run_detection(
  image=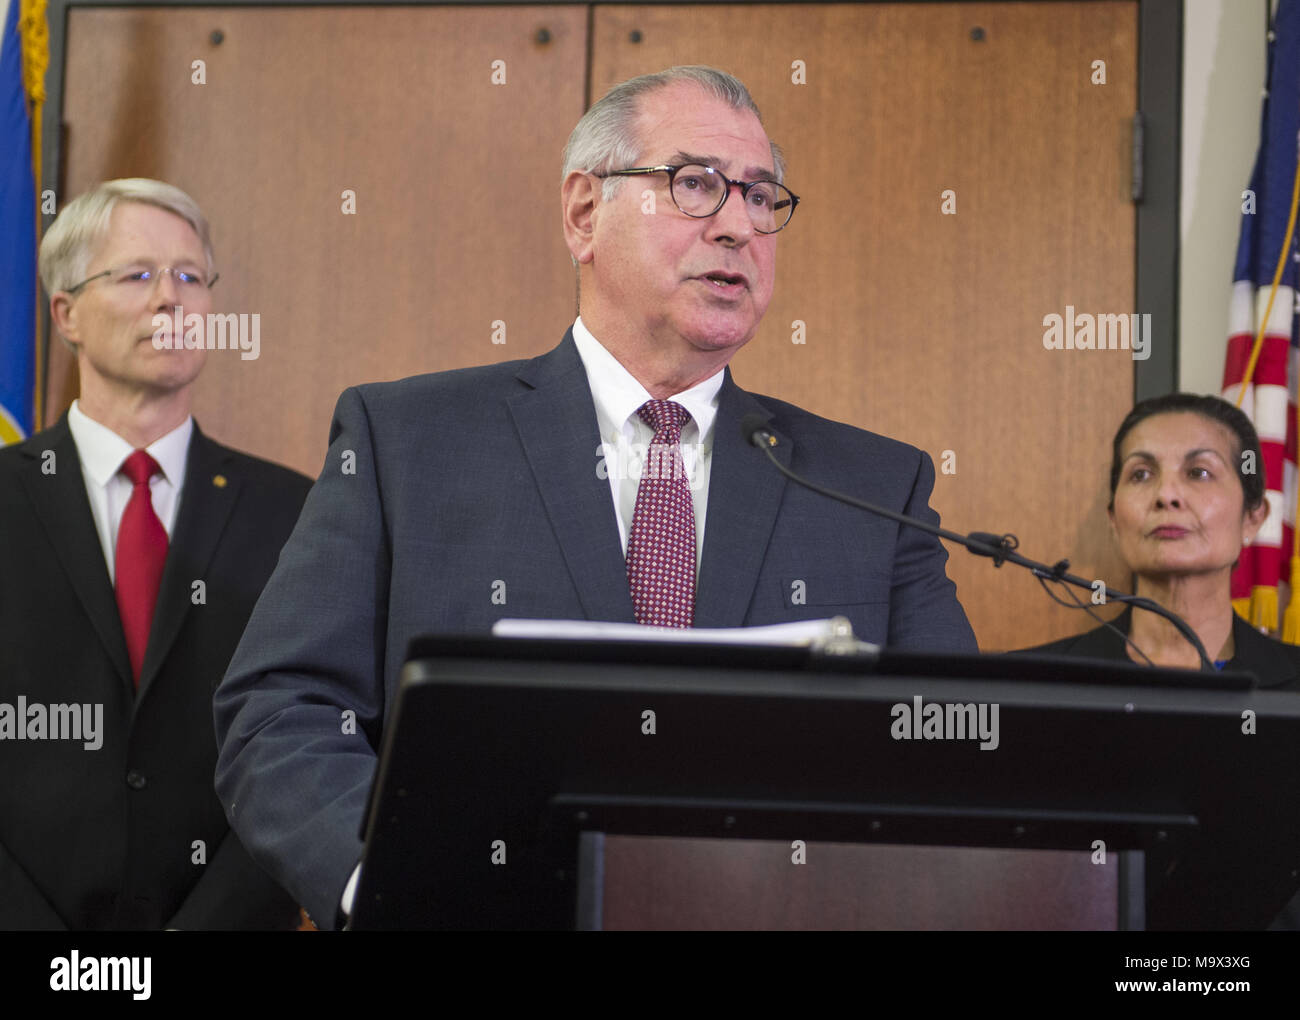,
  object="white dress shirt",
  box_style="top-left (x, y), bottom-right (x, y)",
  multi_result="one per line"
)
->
top-left (571, 315), bottom-right (723, 566)
top-left (66, 400), bottom-right (192, 584)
